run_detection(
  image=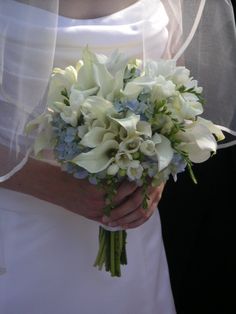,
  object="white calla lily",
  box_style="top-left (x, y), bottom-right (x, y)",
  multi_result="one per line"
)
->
top-left (153, 133), bottom-right (174, 171)
top-left (80, 127), bottom-right (116, 148)
top-left (136, 121), bottom-right (152, 137)
top-left (77, 48), bottom-right (122, 100)
top-left (80, 127), bottom-right (109, 148)
top-left (109, 111), bottom-right (140, 136)
top-left (72, 140), bottom-right (119, 173)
